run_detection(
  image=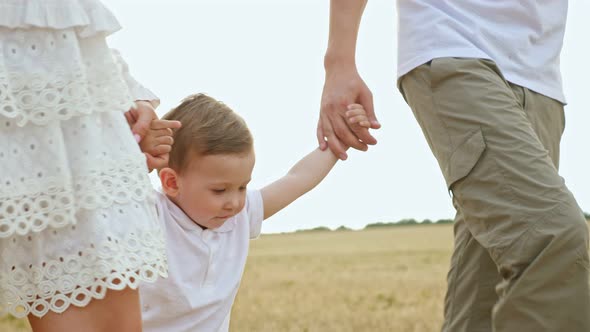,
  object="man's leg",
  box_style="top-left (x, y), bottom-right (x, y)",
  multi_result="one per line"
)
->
top-left (439, 81), bottom-right (571, 332)
top-left (441, 208), bottom-right (499, 332)
top-left (399, 57), bottom-right (590, 331)
top-left (490, 83), bottom-right (588, 330)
